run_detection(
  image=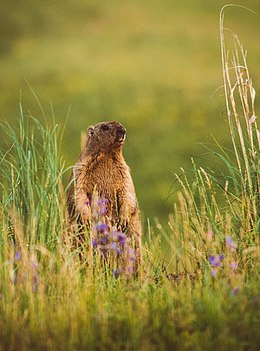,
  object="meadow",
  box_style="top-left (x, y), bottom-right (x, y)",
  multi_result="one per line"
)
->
top-left (0, 2), bottom-right (260, 350)
top-left (1, 0), bottom-right (260, 221)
